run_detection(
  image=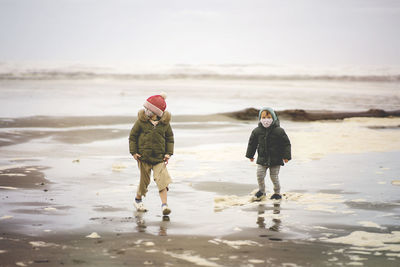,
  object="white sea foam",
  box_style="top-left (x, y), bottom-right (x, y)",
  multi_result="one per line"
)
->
top-left (209, 238), bottom-right (262, 249)
top-left (346, 262), bottom-right (363, 266)
top-left (350, 199), bottom-right (367, 202)
top-left (313, 226), bottom-right (329, 230)
top-left (306, 204), bottom-right (337, 213)
top-left (348, 255), bottom-right (368, 261)
top-left (348, 250), bottom-right (372, 255)
top-left (86, 232), bottom-right (101, 239)
top-left (44, 207), bottom-right (57, 211)
top-left (0, 186), bottom-right (18, 190)
top-left (391, 180), bottom-right (400, 186)
top-left (281, 263), bottom-right (303, 267)
top-left (248, 259), bottom-right (265, 263)
top-left (386, 253), bottom-right (400, 258)
top-left (291, 118), bottom-right (400, 160)
top-left (284, 192), bottom-right (345, 204)
top-left (29, 241), bottom-right (59, 248)
top-left (358, 221), bottom-right (383, 229)
top-left (111, 163), bottom-right (127, 172)
top-left (163, 250), bottom-right (222, 267)
top-left (1, 173), bottom-right (26, 177)
top-left (214, 191), bottom-right (346, 211)
top-left (0, 165), bottom-right (23, 171)
top-left (214, 194), bottom-right (253, 211)
top-left (326, 231), bottom-right (400, 252)
top-left (2, 62), bottom-right (400, 81)
top-left (144, 241), bottom-right (155, 247)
